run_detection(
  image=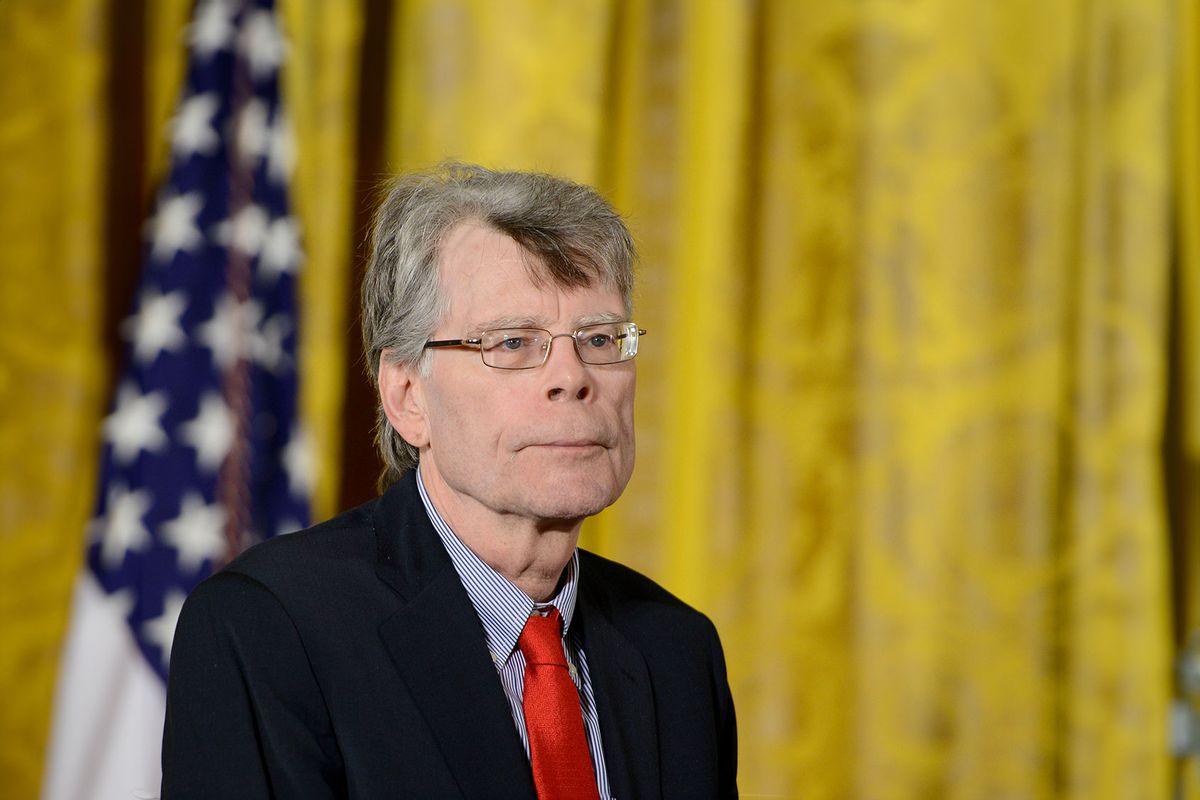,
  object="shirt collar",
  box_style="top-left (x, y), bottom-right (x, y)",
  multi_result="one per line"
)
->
top-left (415, 465), bottom-right (580, 667)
